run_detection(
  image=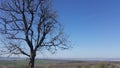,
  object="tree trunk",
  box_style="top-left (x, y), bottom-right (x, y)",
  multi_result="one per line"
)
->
top-left (29, 56), bottom-right (35, 68)
top-left (29, 51), bottom-right (36, 68)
